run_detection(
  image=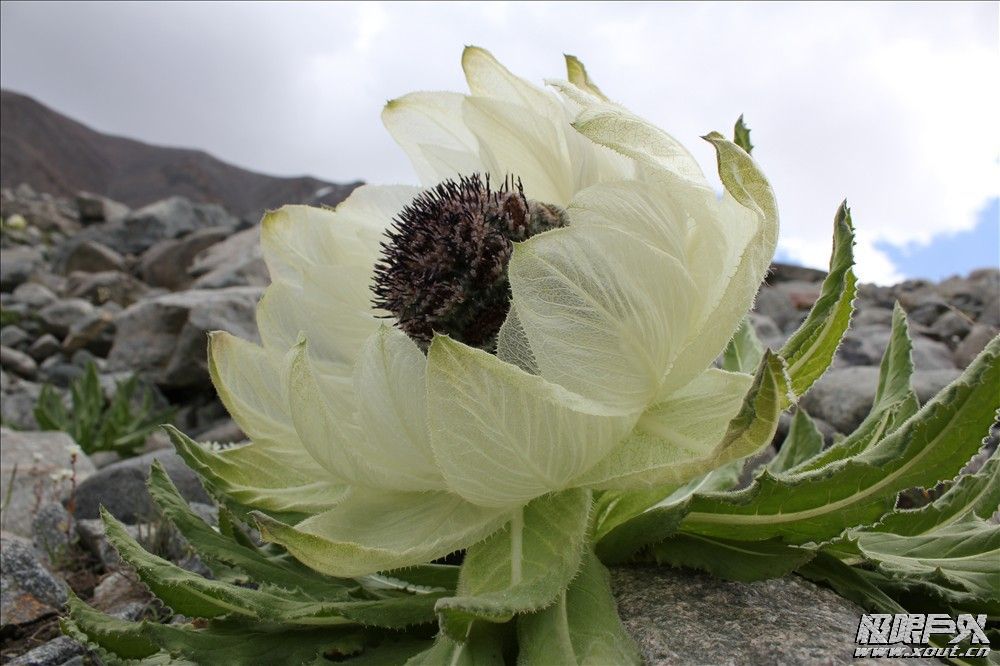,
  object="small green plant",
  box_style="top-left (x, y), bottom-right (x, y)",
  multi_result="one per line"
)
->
top-left (34, 361), bottom-right (175, 457)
